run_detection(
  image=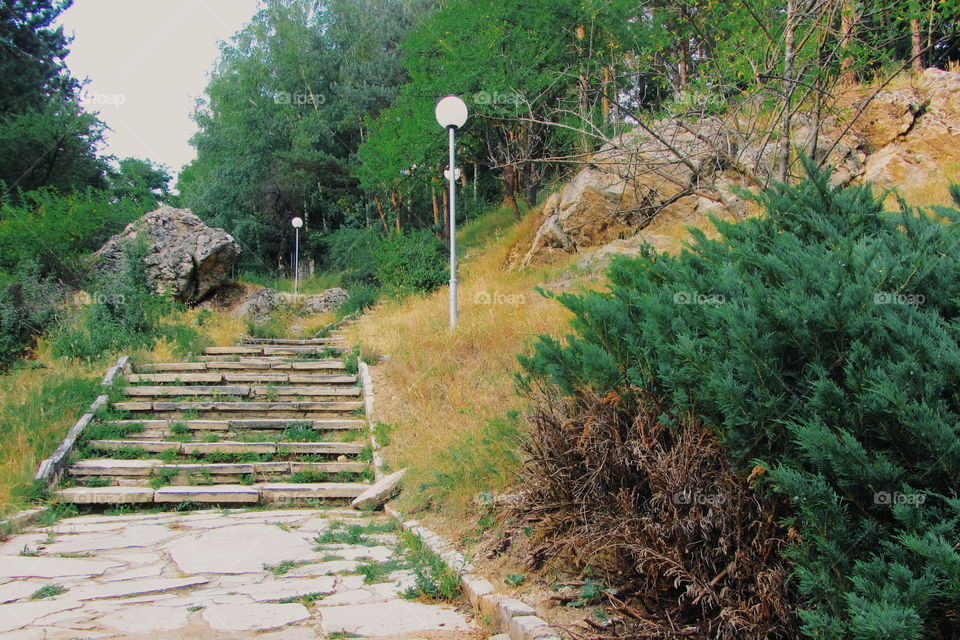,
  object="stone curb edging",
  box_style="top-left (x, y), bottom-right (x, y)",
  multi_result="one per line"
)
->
top-left (1, 355), bottom-right (132, 531)
top-left (357, 357), bottom-right (561, 640)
